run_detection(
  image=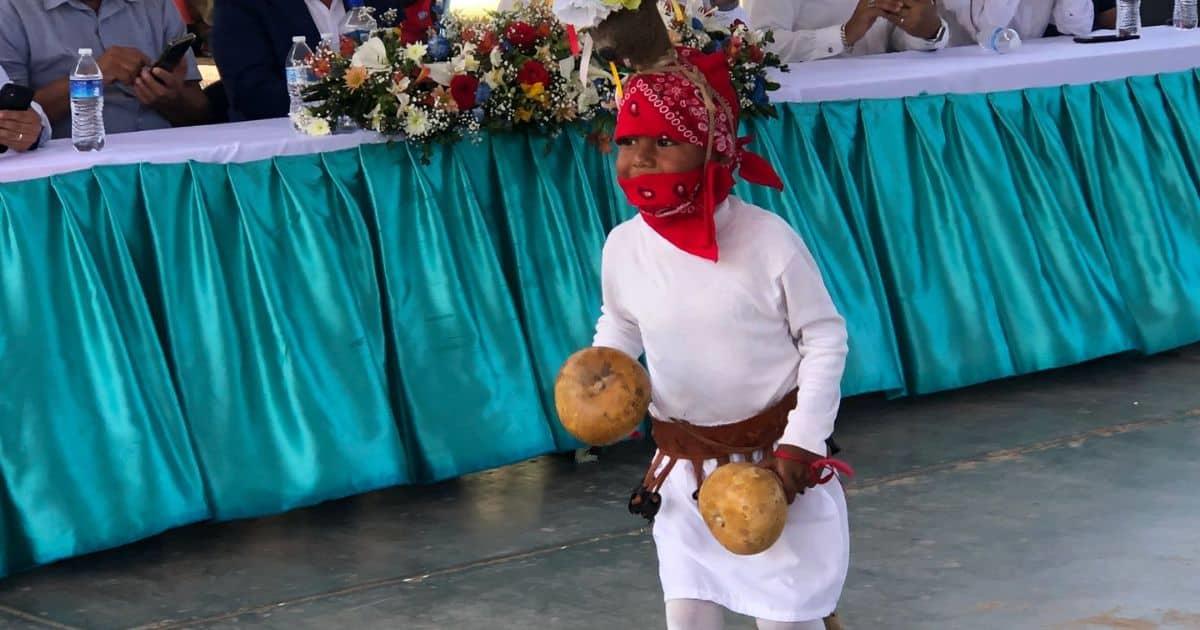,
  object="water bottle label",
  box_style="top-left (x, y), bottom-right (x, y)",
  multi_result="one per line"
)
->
top-left (344, 29), bottom-right (369, 45)
top-left (989, 27), bottom-right (1003, 51)
top-left (286, 67), bottom-right (308, 85)
top-left (69, 78), bottom-right (102, 98)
